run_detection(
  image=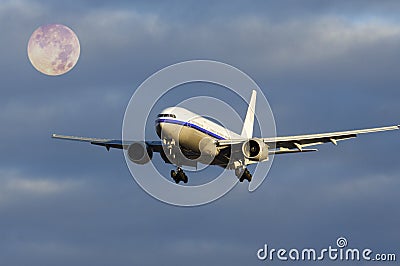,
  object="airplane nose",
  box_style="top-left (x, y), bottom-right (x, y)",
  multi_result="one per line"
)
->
top-left (155, 120), bottom-right (162, 138)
